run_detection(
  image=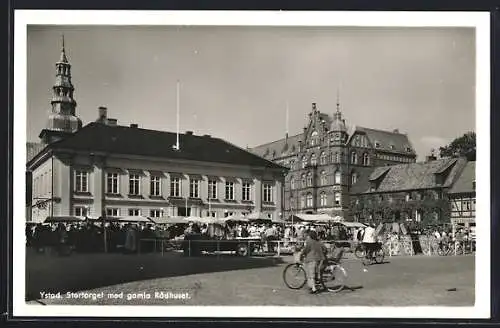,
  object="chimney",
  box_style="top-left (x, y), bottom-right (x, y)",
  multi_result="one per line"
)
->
top-left (107, 118), bottom-right (117, 126)
top-left (426, 149), bottom-right (437, 162)
top-left (98, 106), bottom-right (107, 120)
top-left (393, 128), bottom-right (399, 133)
top-left (130, 124), bottom-right (138, 128)
top-left (186, 131), bottom-right (193, 135)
